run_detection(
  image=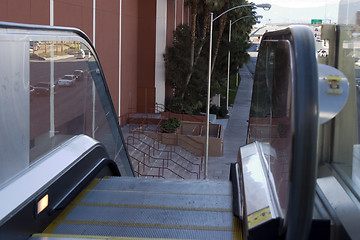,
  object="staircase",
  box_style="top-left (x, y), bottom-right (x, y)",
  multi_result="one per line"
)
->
top-left (123, 124), bottom-right (203, 180)
top-left (29, 177), bottom-right (242, 240)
